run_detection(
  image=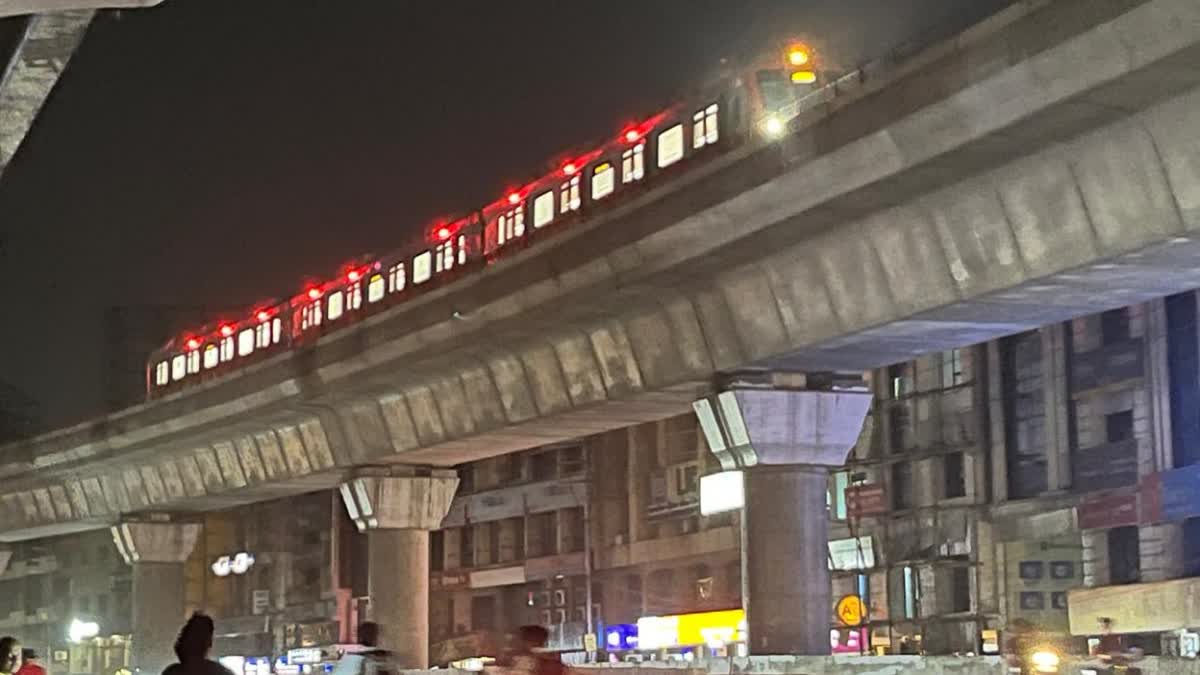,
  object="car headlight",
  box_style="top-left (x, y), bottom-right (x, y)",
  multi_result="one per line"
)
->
top-left (1032, 650), bottom-right (1060, 671)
